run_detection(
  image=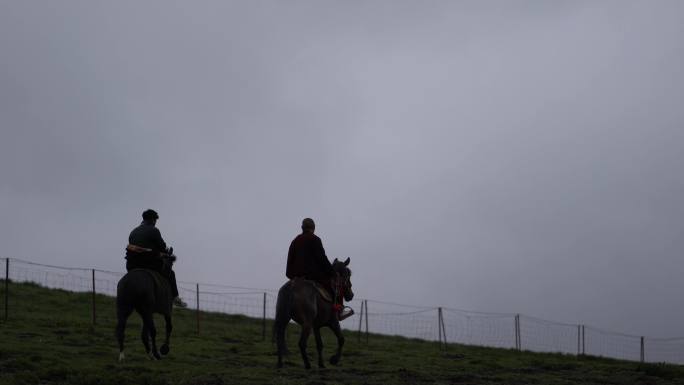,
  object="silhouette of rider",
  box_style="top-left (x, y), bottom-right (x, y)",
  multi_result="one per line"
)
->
top-left (125, 209), bottom-right (186, 307)
top-left (287, 217), bottom-right (344, 301)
